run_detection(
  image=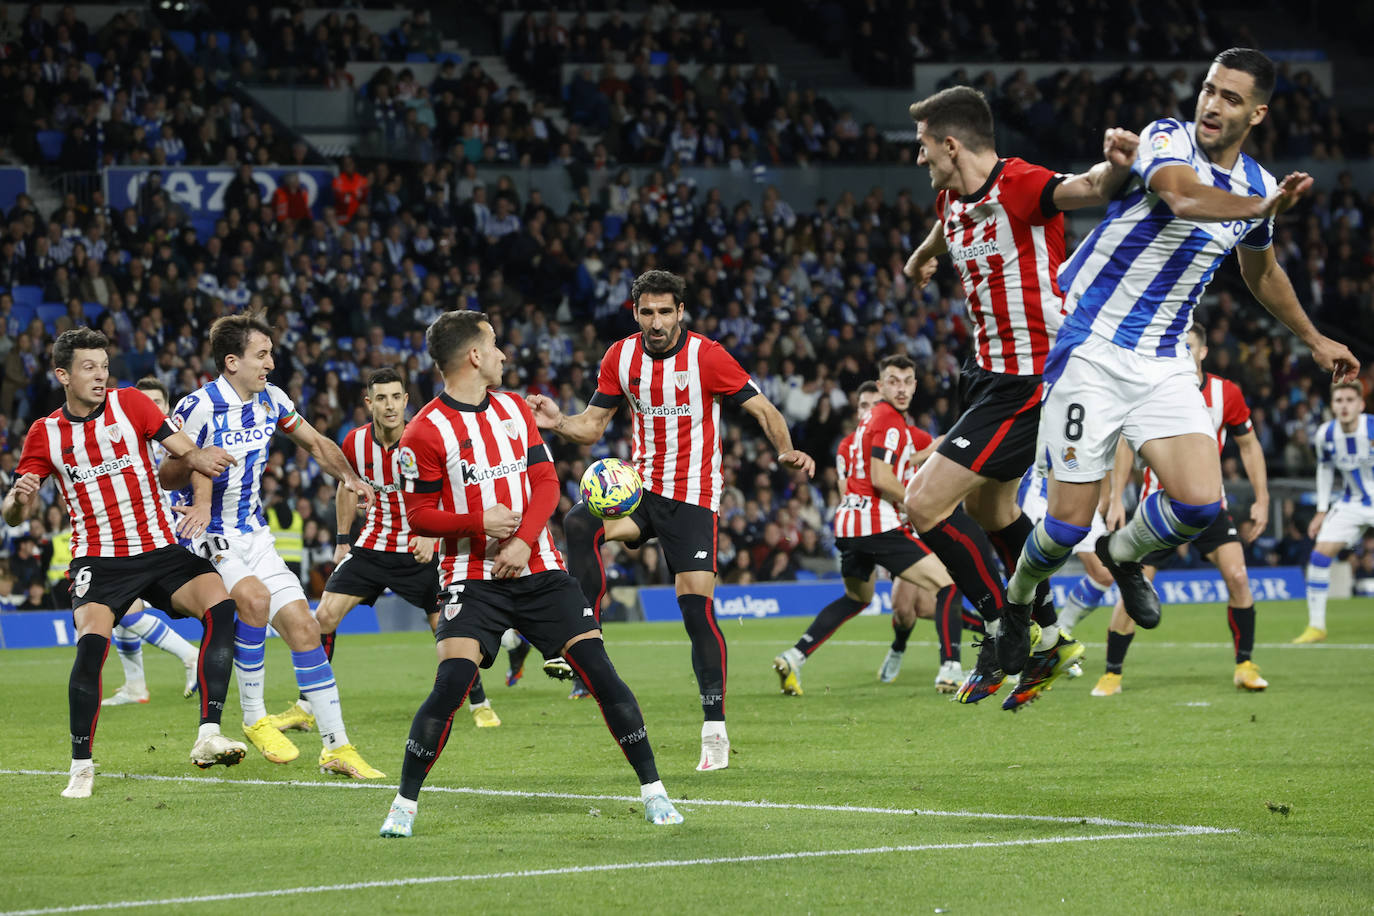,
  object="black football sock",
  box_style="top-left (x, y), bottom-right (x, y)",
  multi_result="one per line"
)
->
top-left (680, 594), bottom-right (726, 721)
top-left (1228, 605), bottom-right (1257, 664)
top-left (1105, 629), bottom-right (1134, 674)
top-left (198, 599), bottom-right (236, 726)
top-left (398, 657), bottom-right (478, 801)
top-left (933, 584), bottom-right (964, 663)
top-left (69, 633), bottom-right (109, 761)
top-left (468, 674), bottom-right (487, 706)
top-left (564, 501), bottom-right (609, 620)
top-left (794, 594), bottom-right (867, 657)
top-left (565, 638), bottom-right (660, 785)
top-left (962, 610), bottom-right (988, 635)
top-left (507, 637), bottom-right (531, 673)
top-left (890, 618), bottom-right (915, 652)
top-left (917, 509), bottom-right (1006, 622)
